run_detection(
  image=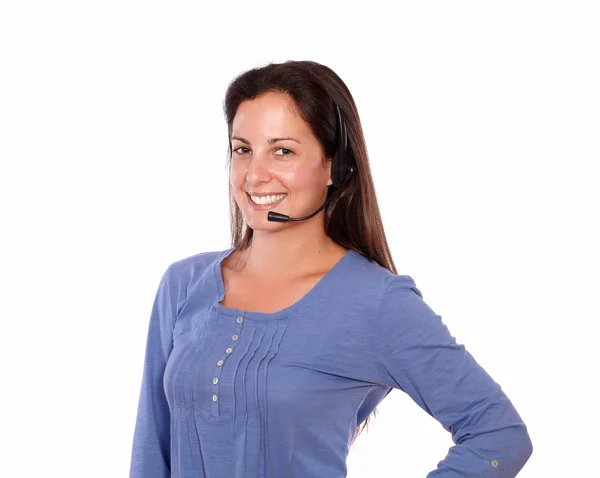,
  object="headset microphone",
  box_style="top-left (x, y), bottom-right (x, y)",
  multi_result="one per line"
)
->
top-left (267, 103), bottom-right (356, 223)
